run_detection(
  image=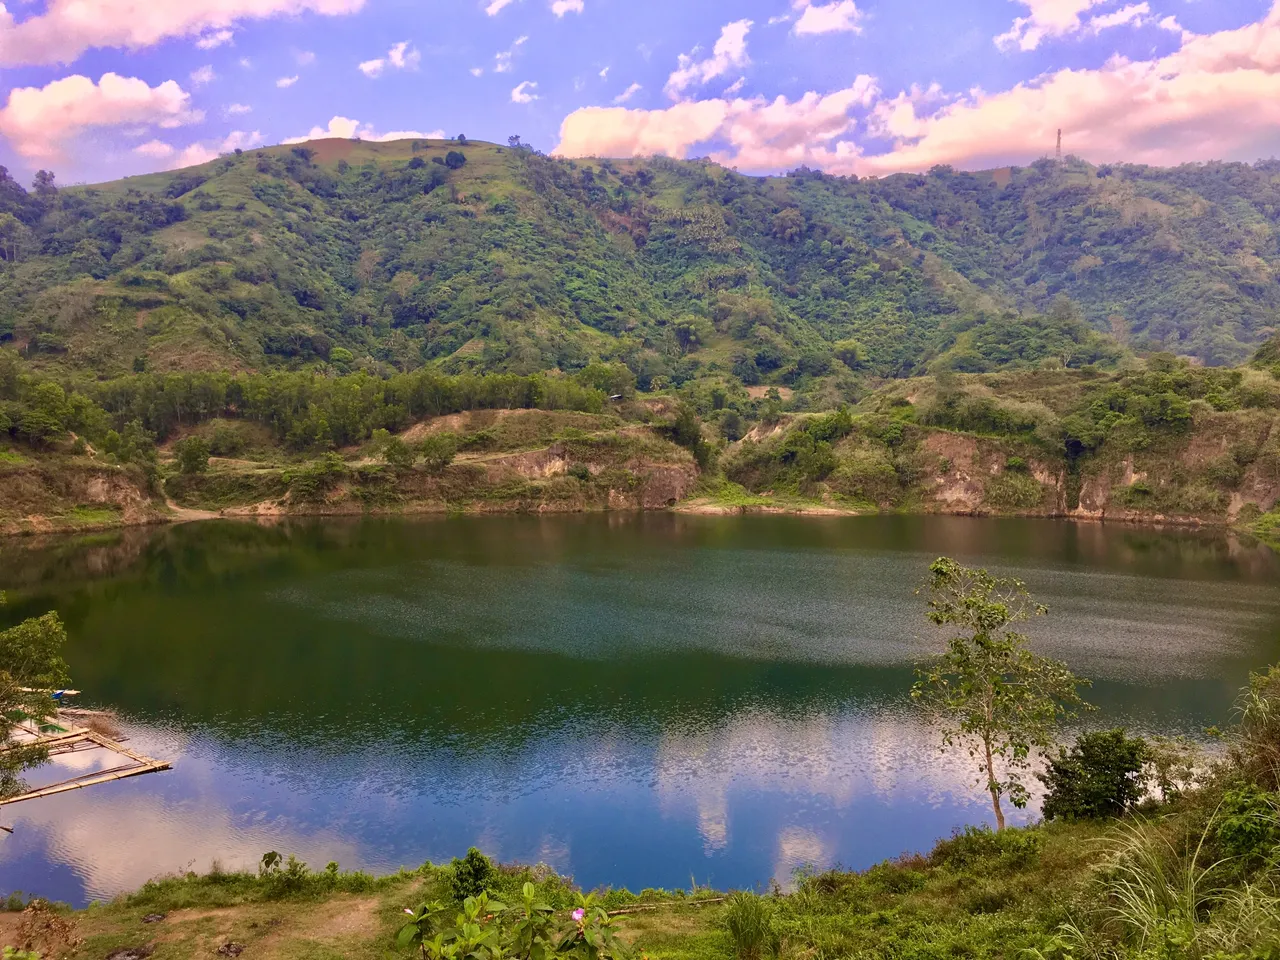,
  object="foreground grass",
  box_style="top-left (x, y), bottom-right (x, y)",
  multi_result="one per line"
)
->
top-left (2, 820), bottom-right (1117, 960)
